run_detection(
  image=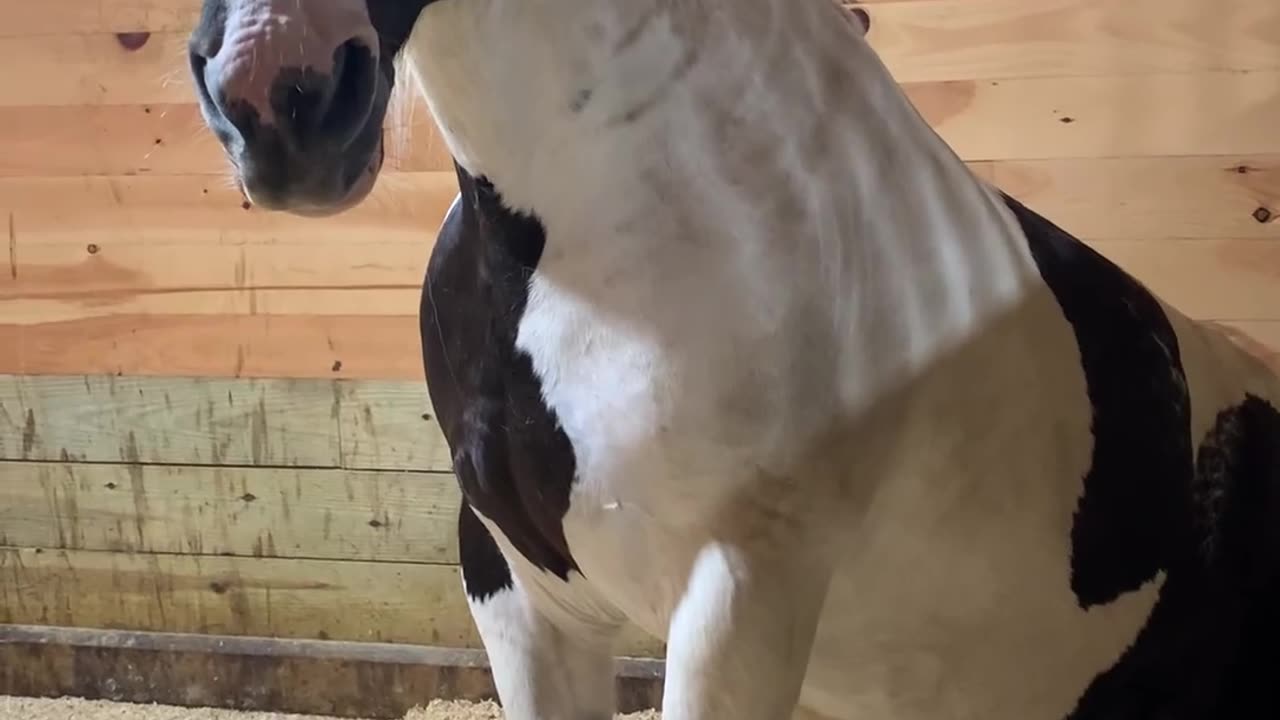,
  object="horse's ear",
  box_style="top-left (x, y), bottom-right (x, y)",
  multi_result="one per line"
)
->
top-left (845, 5), bottom-right (870, 35)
